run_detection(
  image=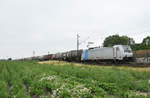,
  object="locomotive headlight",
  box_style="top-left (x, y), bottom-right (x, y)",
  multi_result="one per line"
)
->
top-left (126, 53), bottom-right (133, 57)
